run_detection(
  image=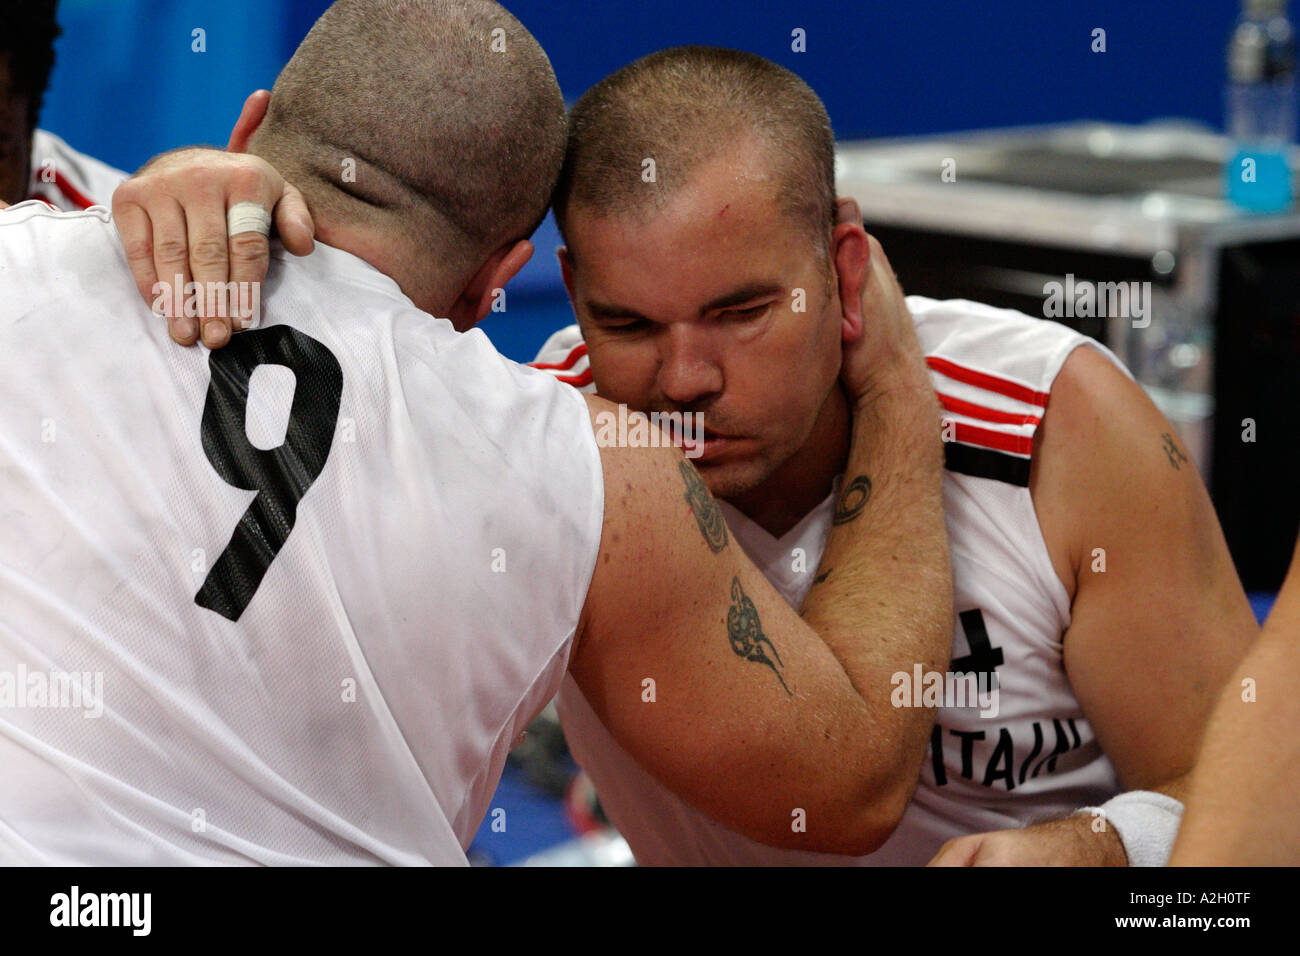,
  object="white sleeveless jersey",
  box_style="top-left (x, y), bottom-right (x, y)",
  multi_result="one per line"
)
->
top-left (27, 129), bottom-right (127, 210)
top-left (529, 296), bottom-right (1125, 865)
top-left (0, 202), bottom-right (603, 865)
